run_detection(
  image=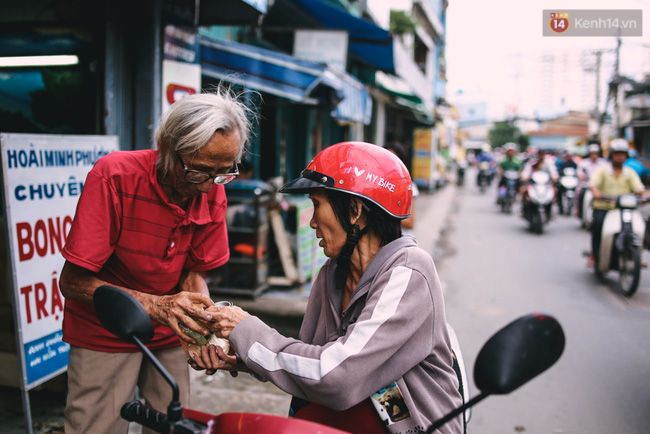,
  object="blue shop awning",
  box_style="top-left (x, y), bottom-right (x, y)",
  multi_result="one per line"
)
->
top-left (199, 36), bottom-right (372, 124)
top-left (284, 0), bottom-right (395, 74)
